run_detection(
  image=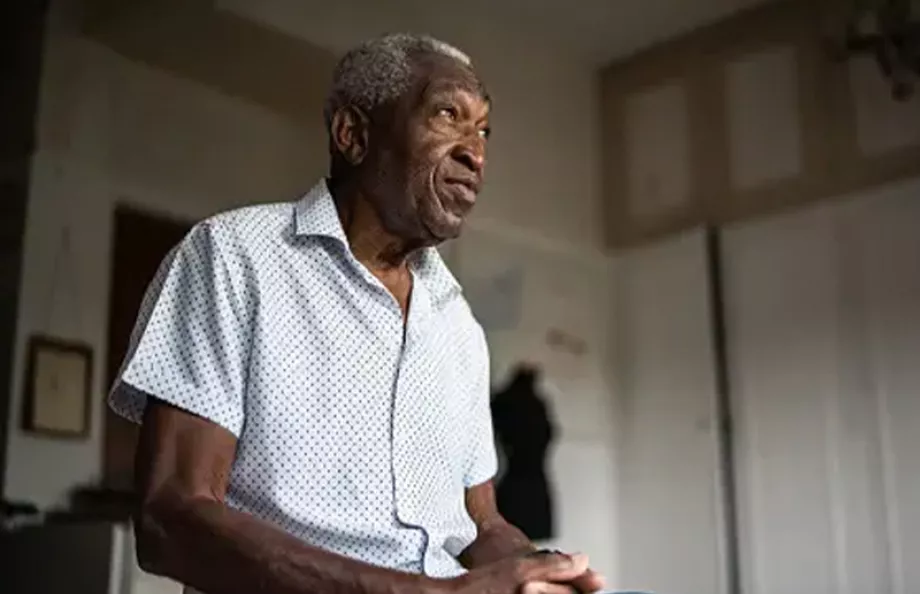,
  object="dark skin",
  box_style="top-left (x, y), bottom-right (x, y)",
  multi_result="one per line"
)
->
top-left (130, 52), bottom-right (605, 594)
top-left (328, 53), bottom-right (492, 310)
